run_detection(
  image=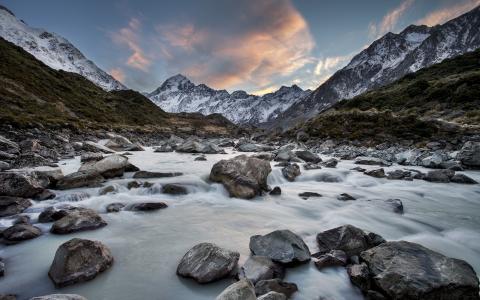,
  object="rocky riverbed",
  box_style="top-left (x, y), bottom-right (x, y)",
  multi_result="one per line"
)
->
top-left (0, 134), bottom-right (479, 299)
